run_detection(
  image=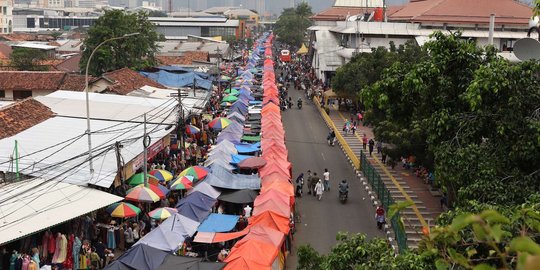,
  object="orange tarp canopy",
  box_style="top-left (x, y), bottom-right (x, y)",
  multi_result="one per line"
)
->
top-left (252, 199), bottom-right (291, 217)
top-left (225, 239), bottom-right (278, 266)
top-left (261, 172), bottom-right (290, 184)
top-left (260, 181), bottom-right (294, 197)
top-left (236, 225), bottom-right (284, 248)
top-left (259, 164), bottom-right (291, 179)
top-left (261, 104), bottom-right (280, 114)
top-left (193, 227), bottom-right (249, 243)
top-left (223, 257), bottom-right (272, 270)
top-left (249, 210), bottom-right (290, 234)
top-left (255, 189), bottom-right (293, 208)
